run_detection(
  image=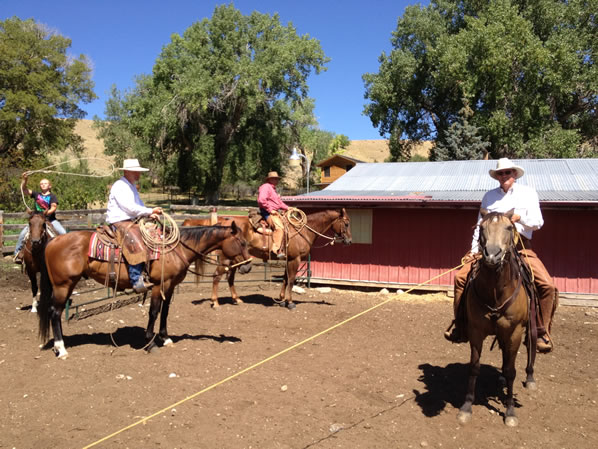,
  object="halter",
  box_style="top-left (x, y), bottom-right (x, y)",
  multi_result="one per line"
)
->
top-left (299, 211), bottom-right (350, 248)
